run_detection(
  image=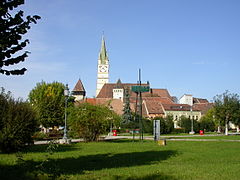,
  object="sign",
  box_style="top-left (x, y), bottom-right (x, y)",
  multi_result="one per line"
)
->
top-left (131, 86), bottom-right (150, 93)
